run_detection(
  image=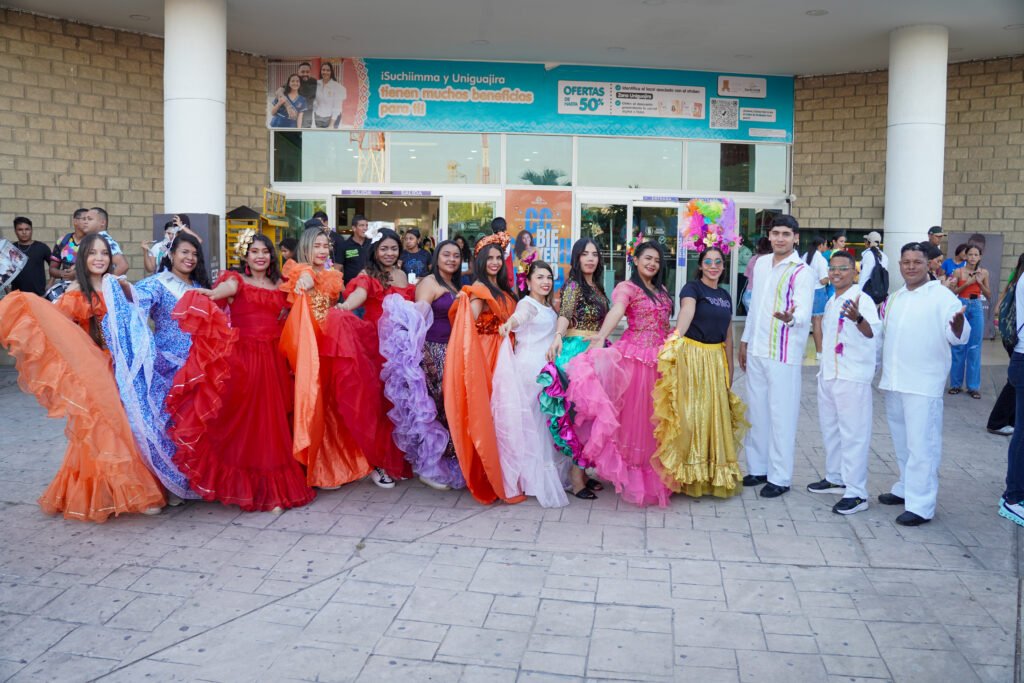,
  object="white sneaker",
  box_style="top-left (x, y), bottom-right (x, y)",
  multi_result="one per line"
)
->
top-left (142, 507), bottom-right (163, 516)
top-left (166, 492), bottom-right (185, 507)
top-left (419, 475), bottom-right (450, 491)
top-left (999, 498), bottom-right (1024, 528)
top-left (270, 506), bottom-right (284, 515)
top-left (815, 352), bottom-right (822, 361)
top-left (988, 426), bottom-right (1014, 436)
top-left (370, 467), bottom-right (396, 489)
